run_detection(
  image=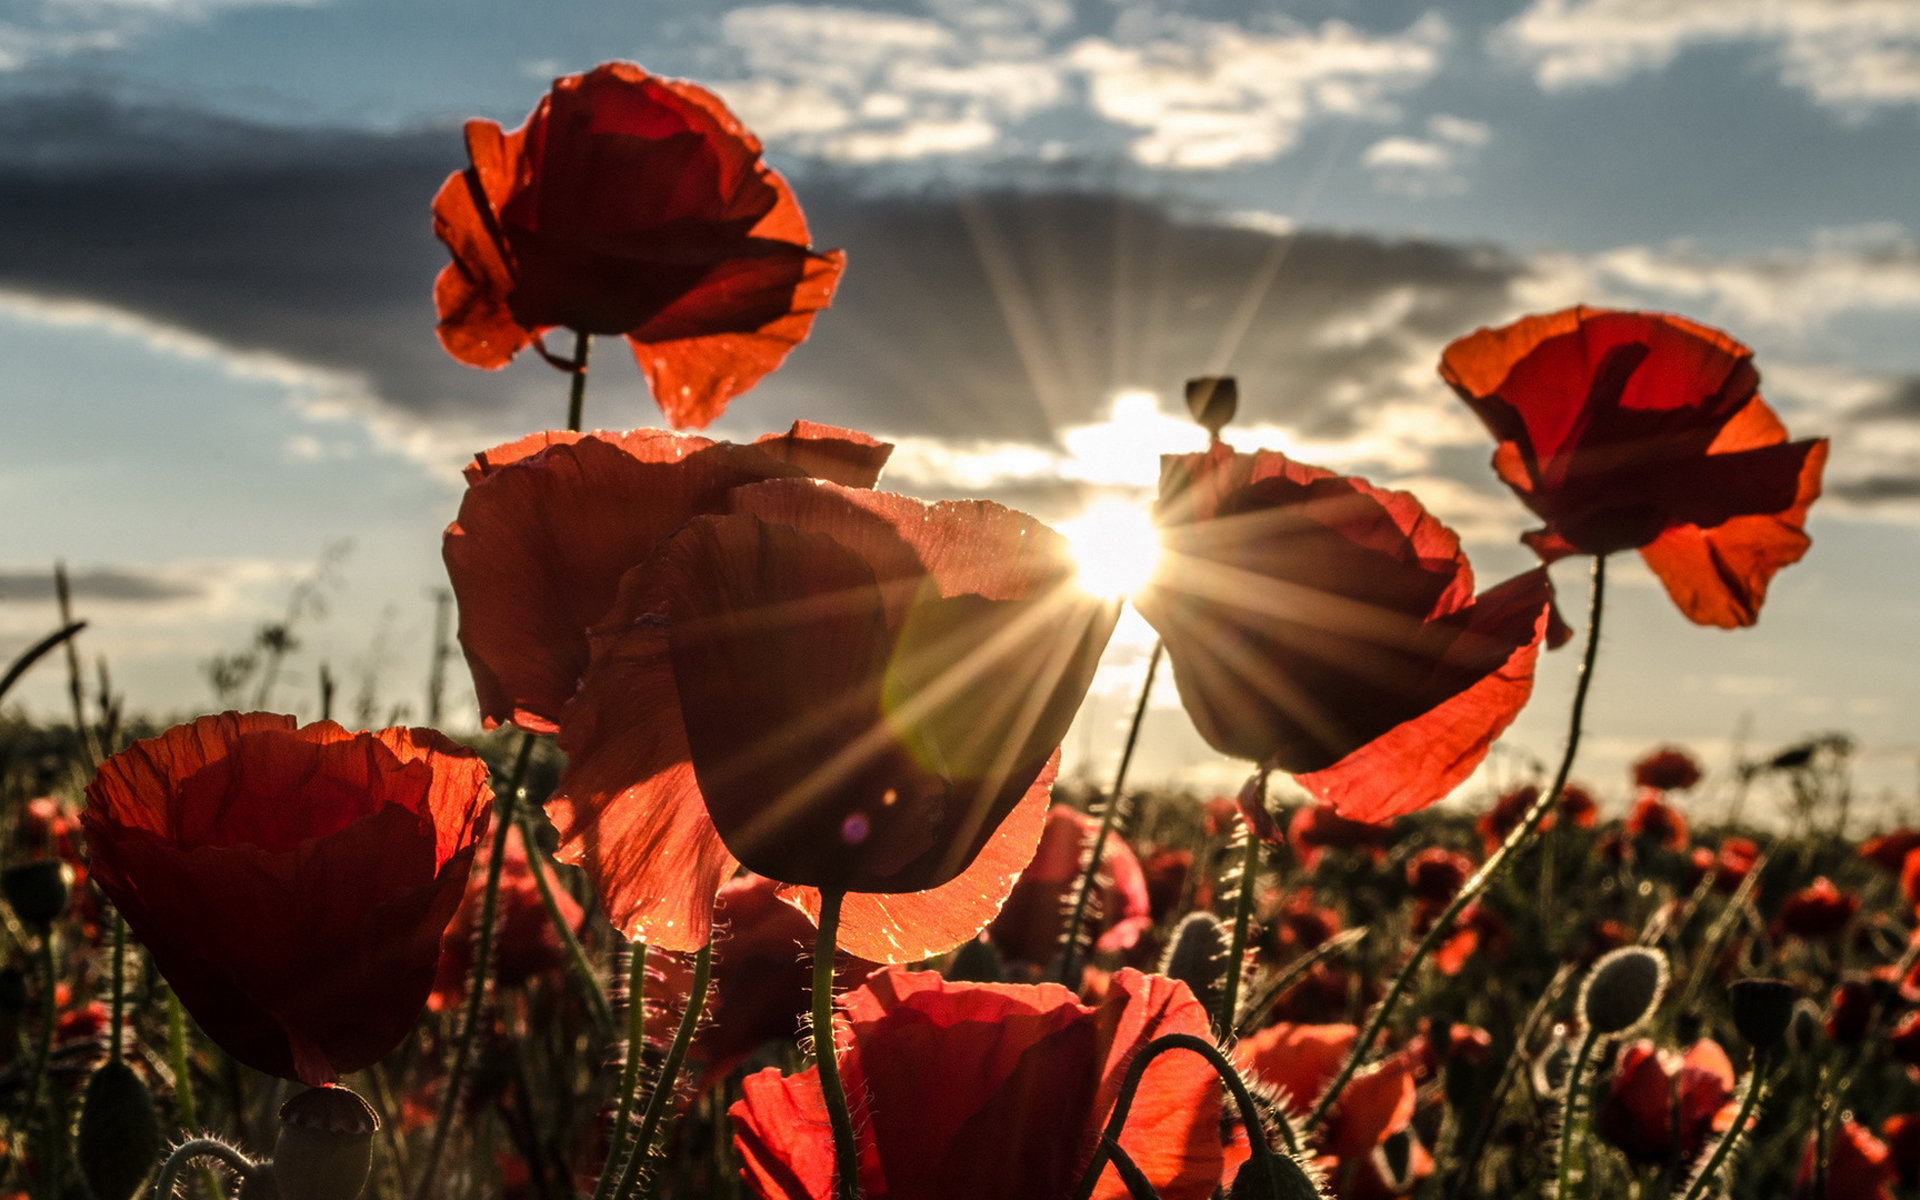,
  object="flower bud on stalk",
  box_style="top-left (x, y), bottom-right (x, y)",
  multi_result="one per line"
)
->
top-left (1578, 946), bottom-right (1670, 1038)
top-left (1160, 912), bottom-right (1228, 1019)
top-left (270, 1085), bottom-right (379, 1200)
top-left (2, 861), bottom-right (69, 928)
top-left (1728, 978), bottom-right (1796, 1050)
top-left (1185, 375), bottom-right (1239, 440)
top-left (75, 1059), bottom-right (162, 1200)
